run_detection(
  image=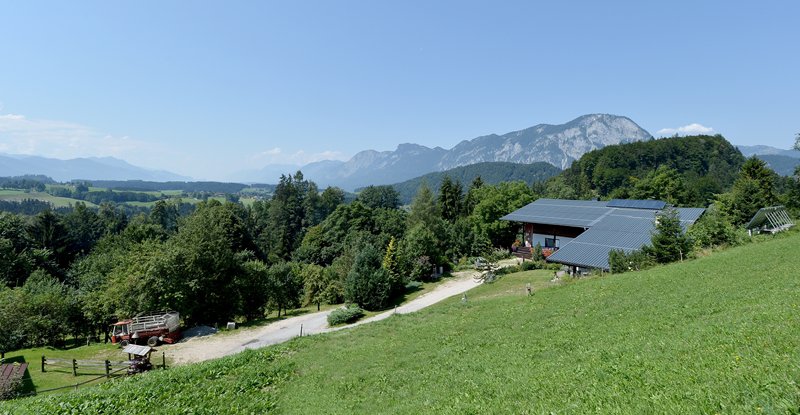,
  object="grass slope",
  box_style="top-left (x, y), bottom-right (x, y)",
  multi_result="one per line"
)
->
top-left (3, 233), bottom-right (800, 414)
